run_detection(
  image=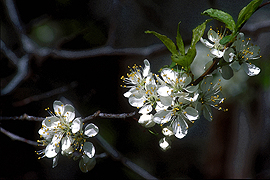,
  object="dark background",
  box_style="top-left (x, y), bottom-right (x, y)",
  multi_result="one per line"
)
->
top-left (1, 0), bottom-right (270, 179)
